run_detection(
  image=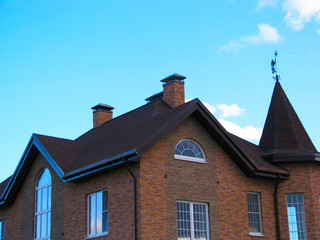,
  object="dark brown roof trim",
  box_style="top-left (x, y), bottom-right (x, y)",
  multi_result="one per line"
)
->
top-left (63, 149), bottom-right (138, 182)
top-left (254, 170), bottom-right (289, 179)
top-left (136, 99), bottom-right (283, 179)
top-left (262, 152), bottom-right (320, 163)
